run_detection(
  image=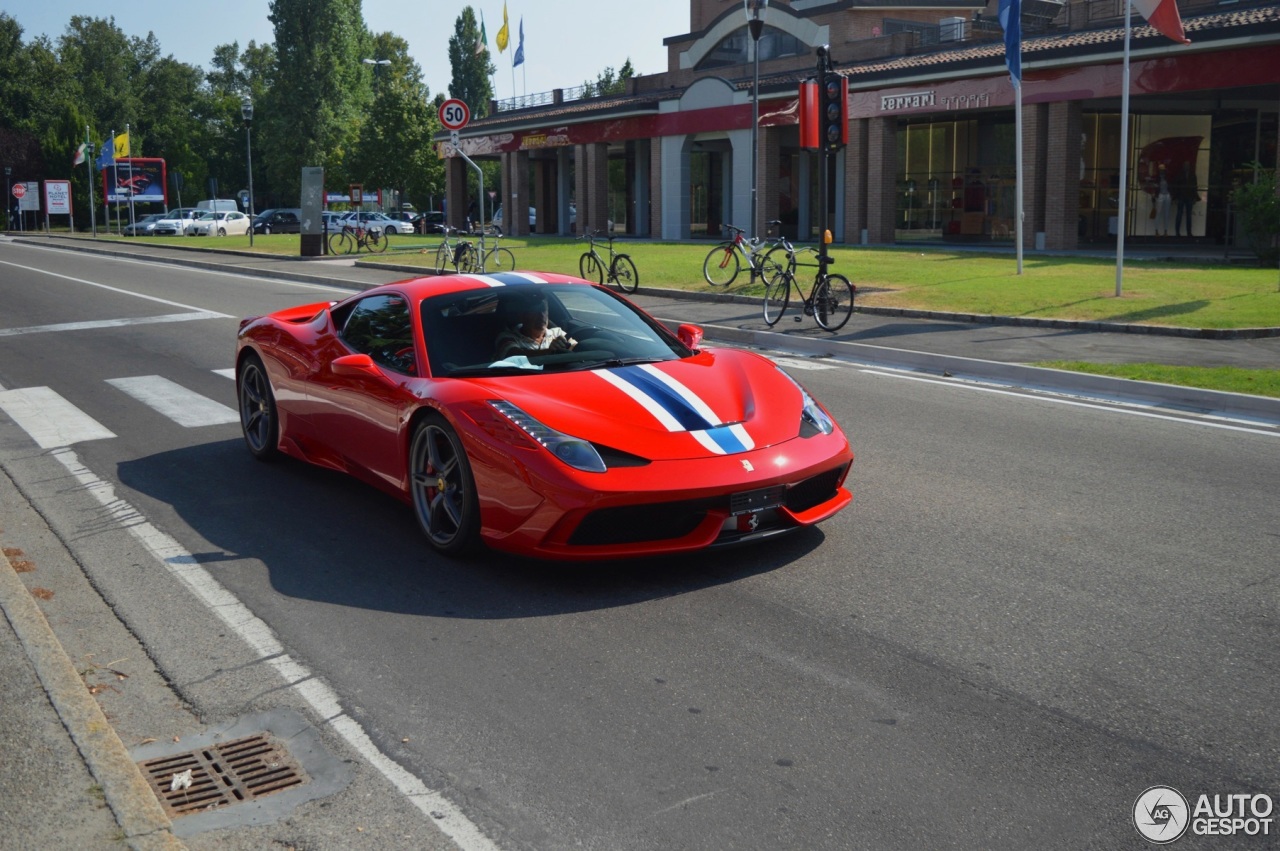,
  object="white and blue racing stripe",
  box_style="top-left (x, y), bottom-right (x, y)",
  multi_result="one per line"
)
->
top-left (595, 364), bottom-right (754, 455)
top-left (465, 272), bottom-right (546, 287)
